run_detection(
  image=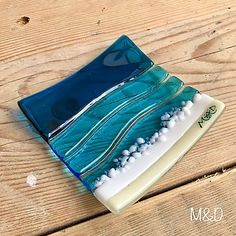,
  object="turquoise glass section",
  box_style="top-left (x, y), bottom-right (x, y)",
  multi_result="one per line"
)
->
top-left (66, 75), bottom-right (183, 174)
